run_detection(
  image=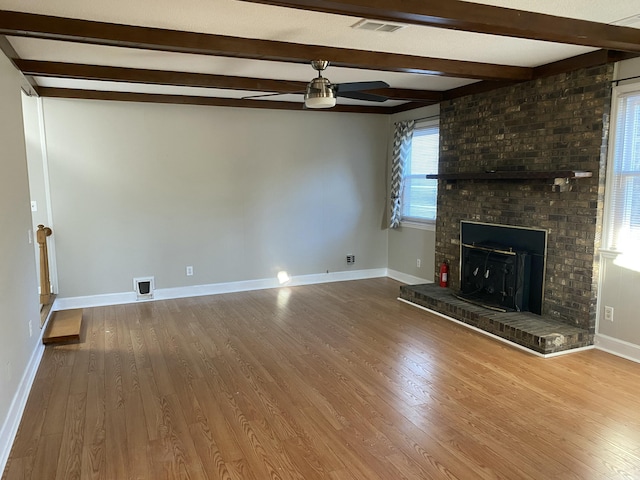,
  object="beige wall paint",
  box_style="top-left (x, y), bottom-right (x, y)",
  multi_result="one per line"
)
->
top-left (0, 53), bottom-right (41, 446)
top-left (387, 104), bottom-right (439, 282)
top-left (388, 226), bottom-right (436, 281)
top-left (598, 255), bottom-right (640, 345)
top-left (616, 56), bottom-right (640, 86)
top-left (597, 57), bottom-right (640, 352)
top-left (42, 98), bottom-right (389, 297)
